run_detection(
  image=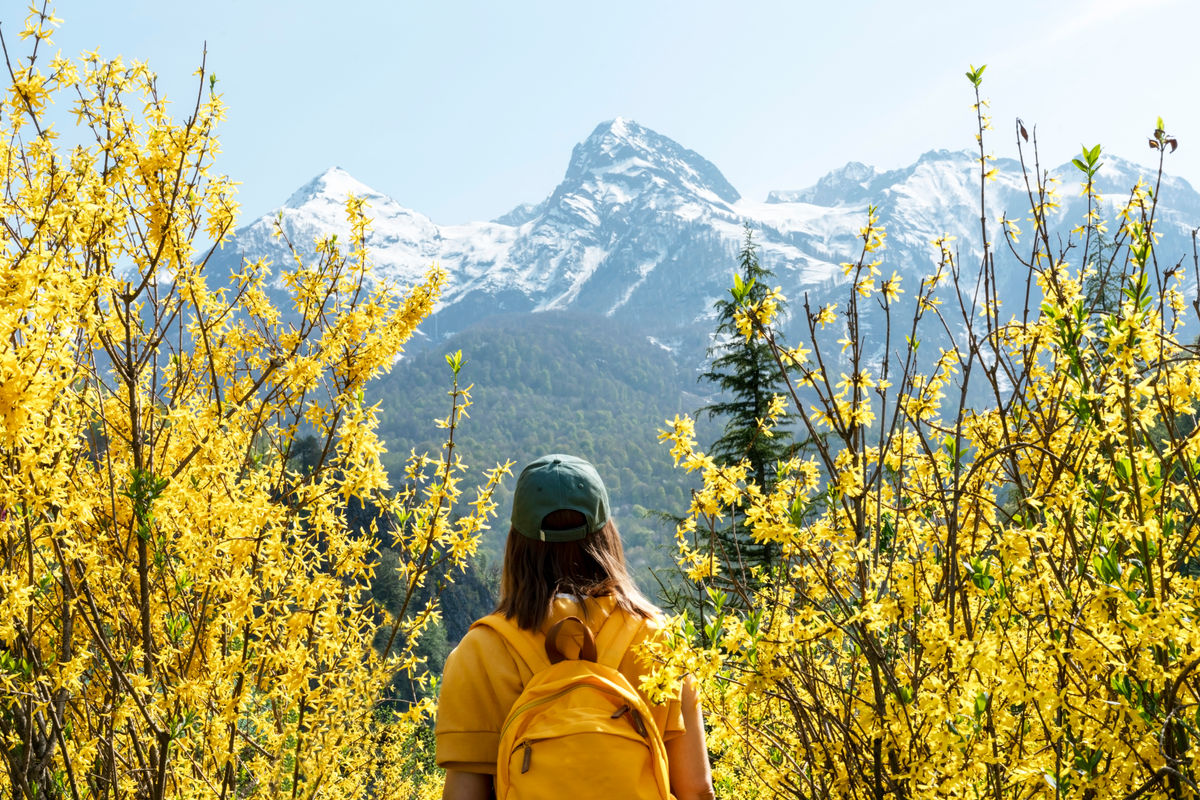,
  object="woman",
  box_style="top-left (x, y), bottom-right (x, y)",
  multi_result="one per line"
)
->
top-left (436, 454), bottom-right (715, 800)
